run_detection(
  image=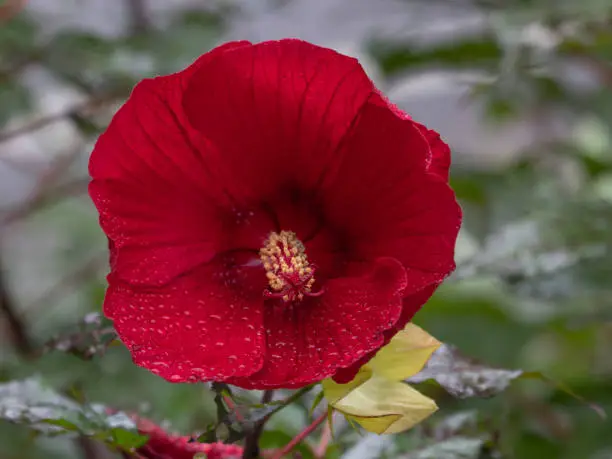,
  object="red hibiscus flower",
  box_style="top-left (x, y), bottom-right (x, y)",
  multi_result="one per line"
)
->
top-left (89, 39), bottom-right (461, 389)
top-left (133, 416), bottom-right (243, 459)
